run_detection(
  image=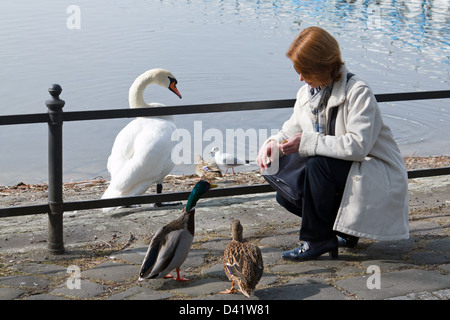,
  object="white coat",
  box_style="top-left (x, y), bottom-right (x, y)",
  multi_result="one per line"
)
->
top-left (268, 66), bottom-right (409, 240)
